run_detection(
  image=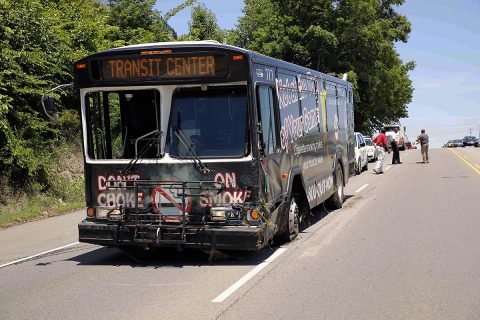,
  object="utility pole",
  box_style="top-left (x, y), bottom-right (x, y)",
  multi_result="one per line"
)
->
top-left (469, 128), bottom-right (472, 136)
